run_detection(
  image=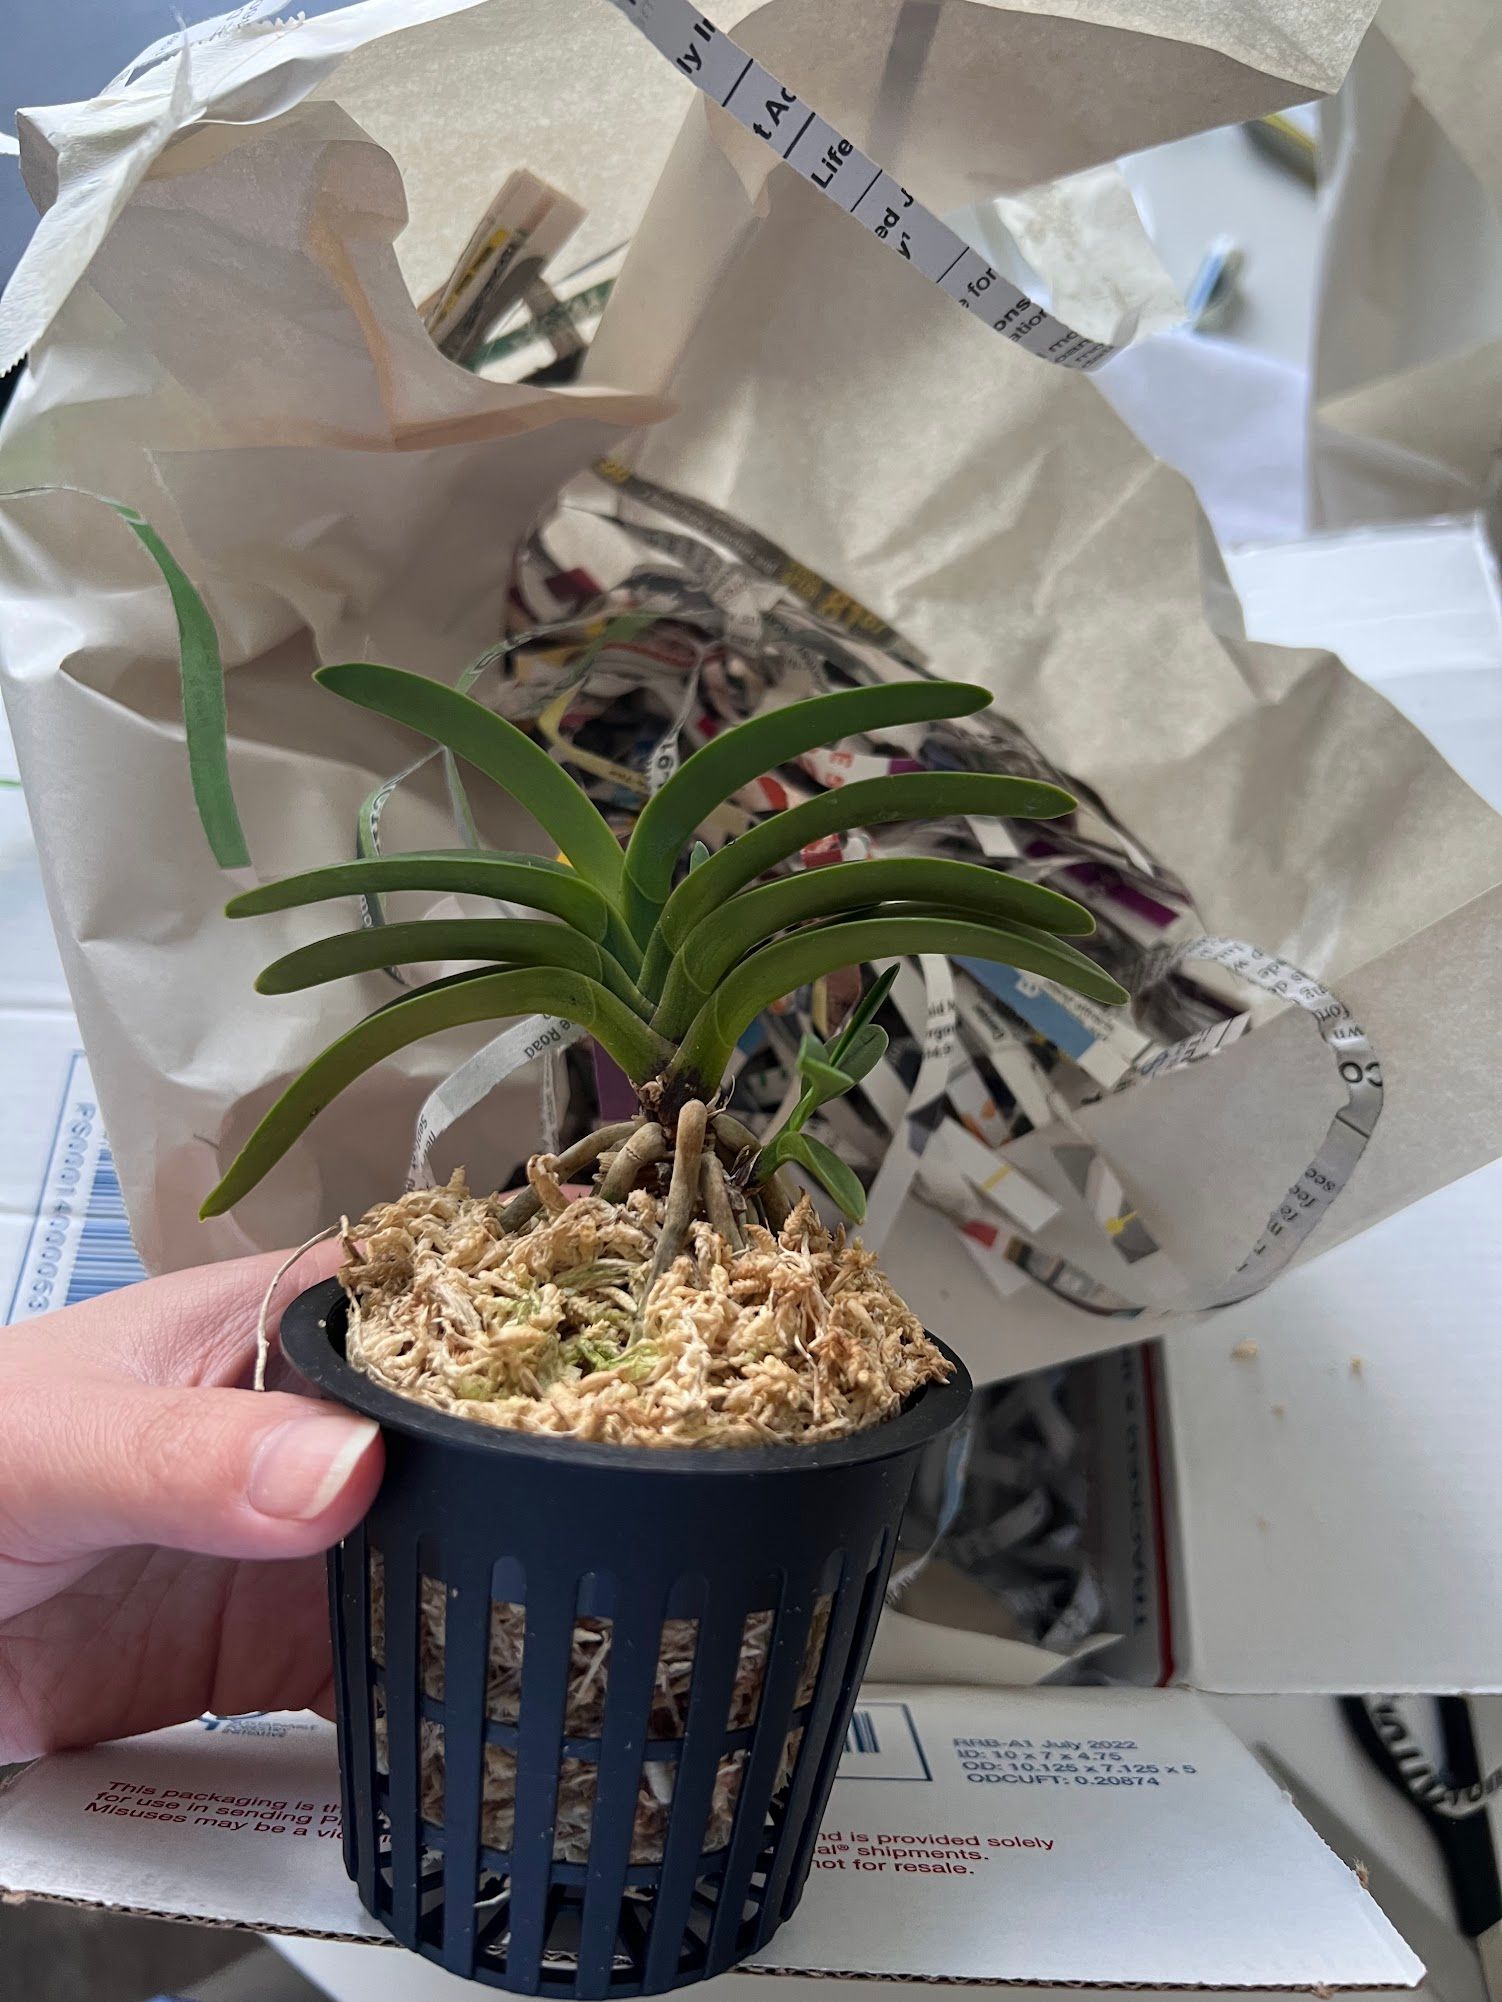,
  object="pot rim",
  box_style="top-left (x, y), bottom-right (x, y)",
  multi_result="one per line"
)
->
top-left (281, 1276), bottom-right (972, 1477)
